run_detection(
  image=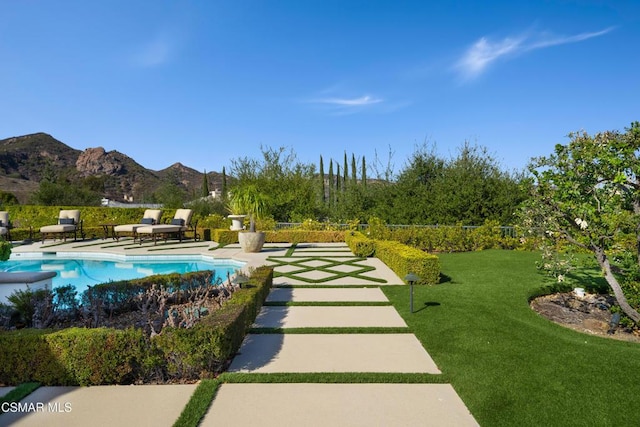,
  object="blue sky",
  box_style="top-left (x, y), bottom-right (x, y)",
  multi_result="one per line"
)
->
top-left (1, 1), bottom-right (638, 177)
